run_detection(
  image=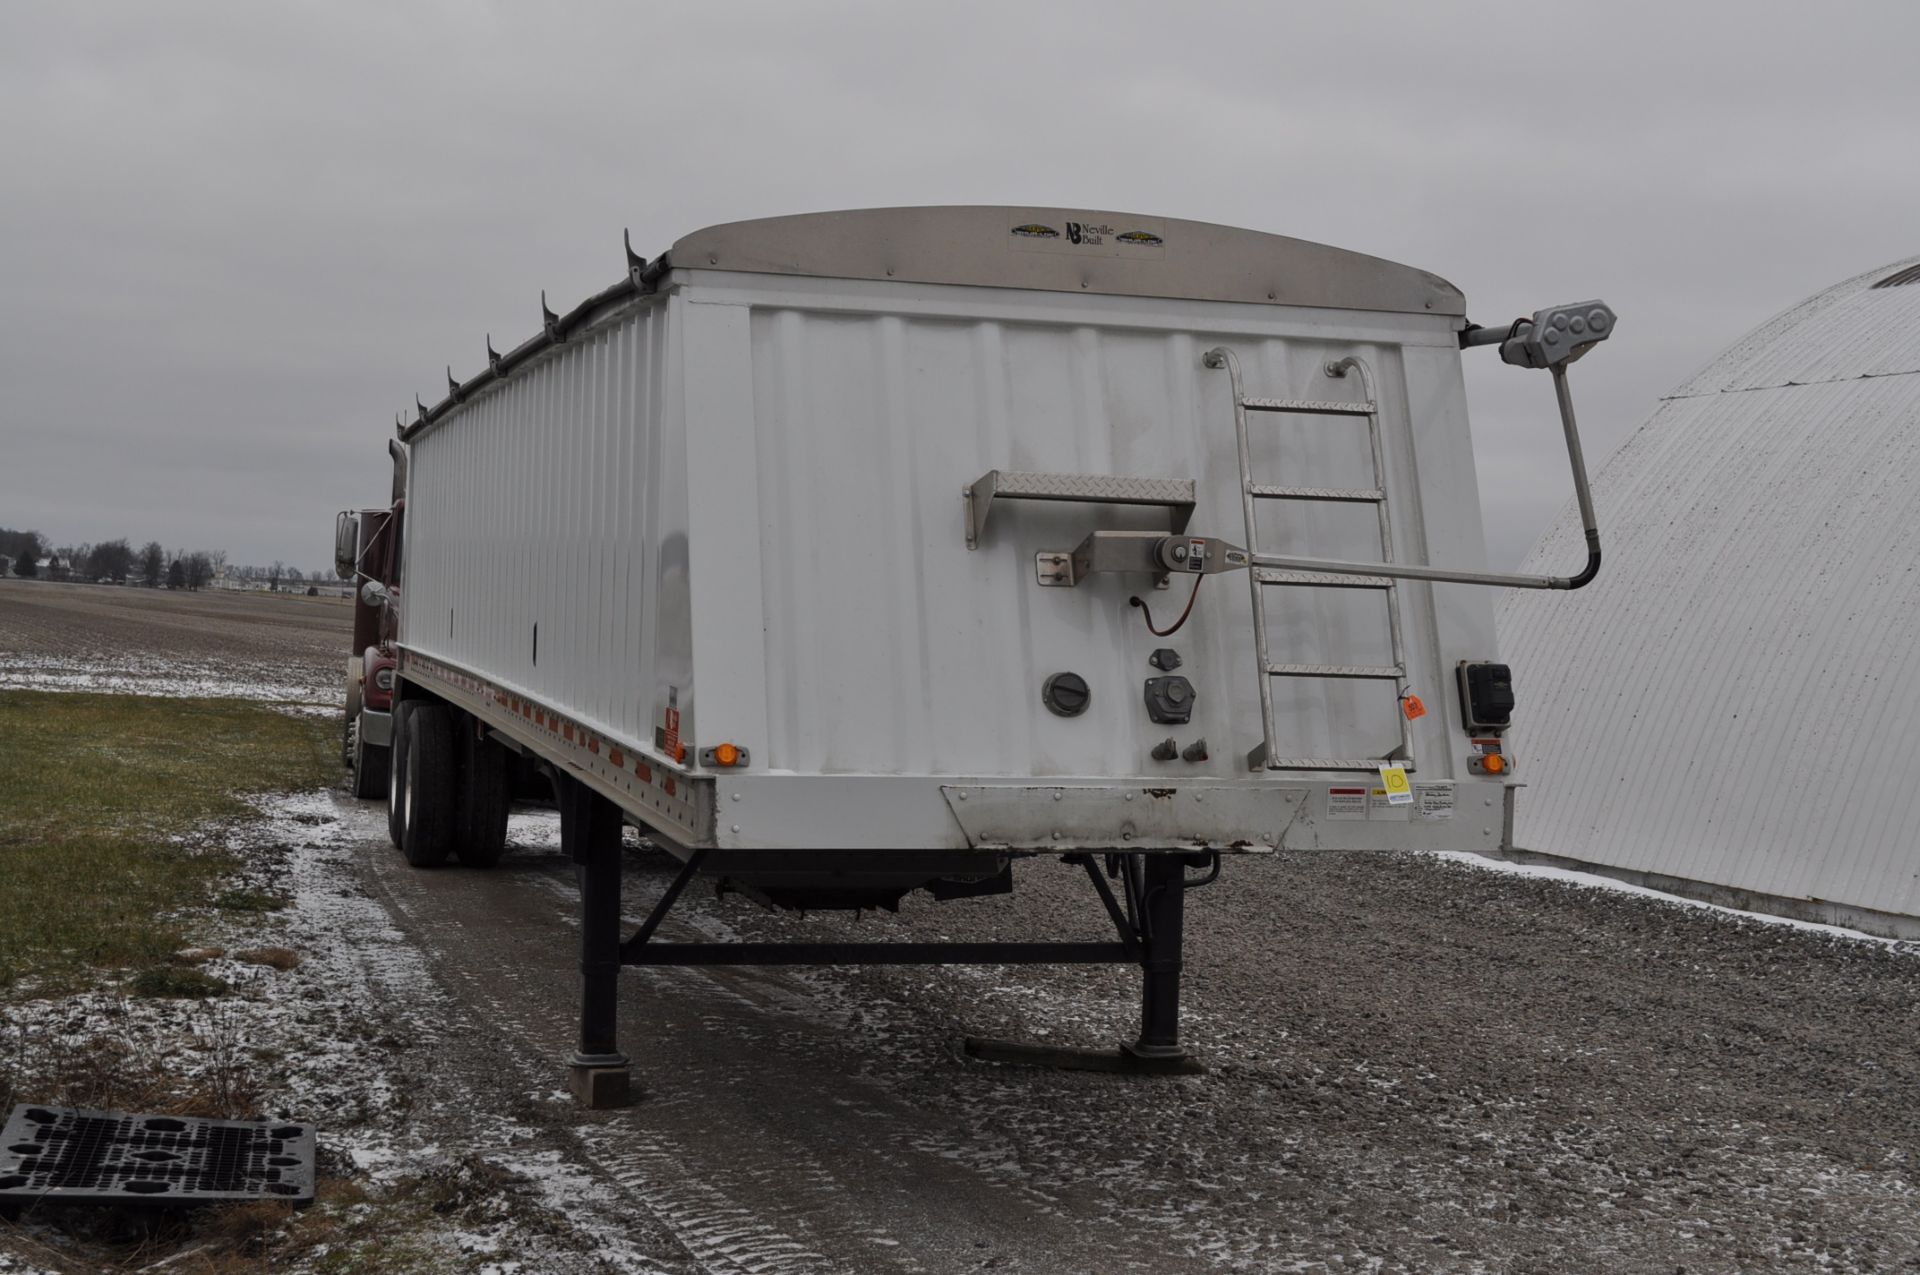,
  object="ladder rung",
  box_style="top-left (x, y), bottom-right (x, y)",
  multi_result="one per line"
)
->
top-left (1268, 662), bottom-right (1403, 680)
top-left (1249, 484), bottom-right (1383, 503)
top-left (1248, 744), bottom-right (1415, 772)
top-left (1242, 397), bottom-right (1374, 416)
top-left (1256, 568), bottom-right (1393, 590)
top-left (1265, 757), bottom-right (1404, 772)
